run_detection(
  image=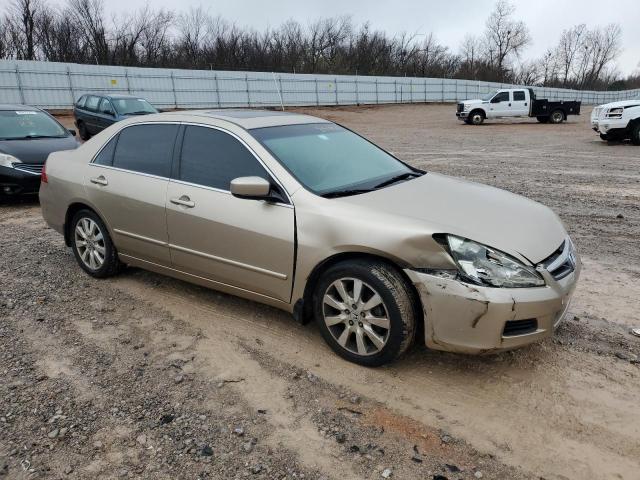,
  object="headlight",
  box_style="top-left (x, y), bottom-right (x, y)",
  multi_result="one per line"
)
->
top-left (445, 235), bottom-right (545, 288)
top-left (0, 153), bottom-right (21, 169)
top-left (607, 107), bottom-right (623, 117)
